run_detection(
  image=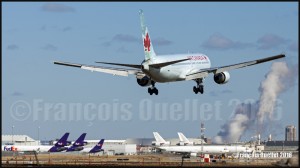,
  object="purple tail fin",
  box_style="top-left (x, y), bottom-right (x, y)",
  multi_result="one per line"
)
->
top-left (66, 133), bottom-right (87, 152)
top-left (73, 133), bottom-right (87, 146)
top-left (89, 139), bottom-right (104, 153)
top-left (54, 132), bottom-right (70, 147)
